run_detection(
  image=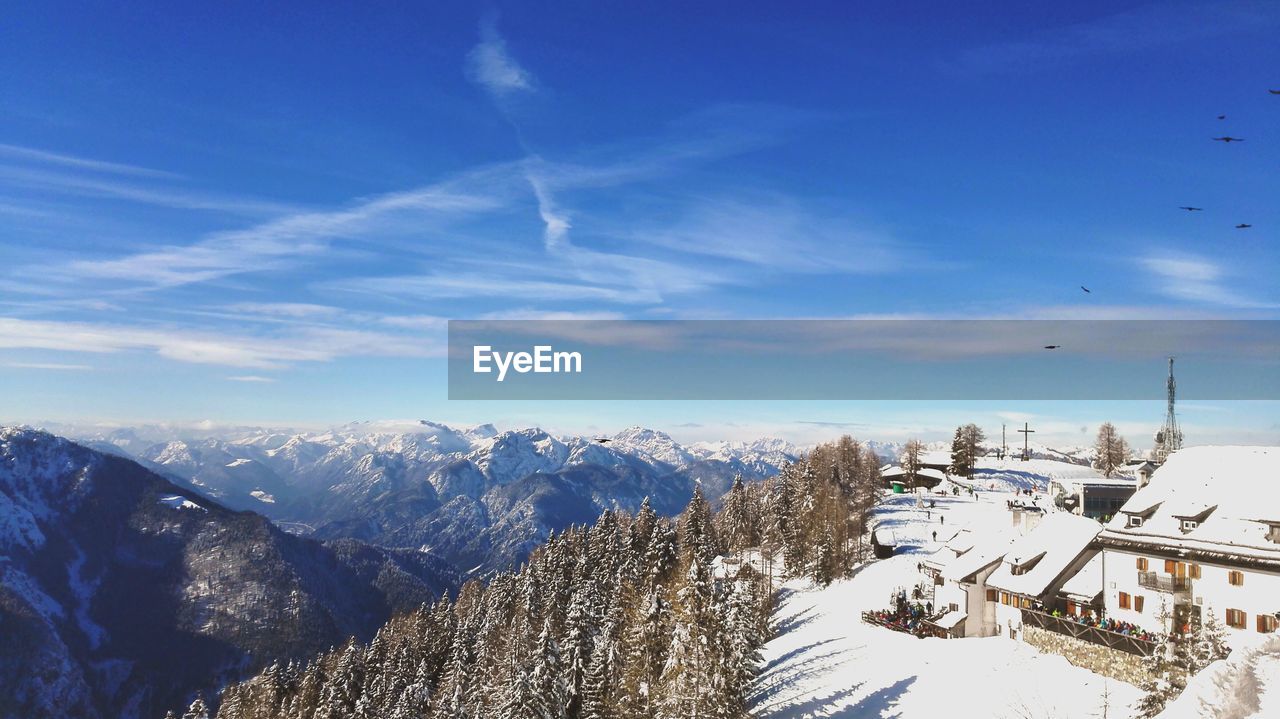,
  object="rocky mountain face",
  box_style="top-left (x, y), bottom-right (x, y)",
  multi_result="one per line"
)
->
top-left (86, 421), bottom-right (799, 573)
top-left (0, 428), bottom-right (457, 719)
